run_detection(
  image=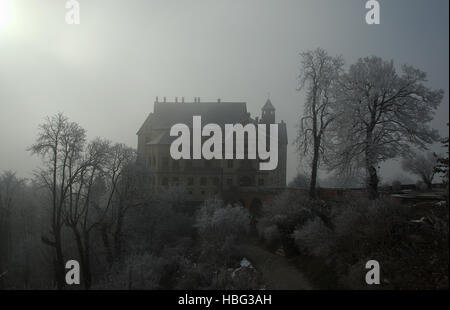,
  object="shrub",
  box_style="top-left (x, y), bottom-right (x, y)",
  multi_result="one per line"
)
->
top-left (195, 199), bottom-right (251, 266)
top-left (257, 191), bottom-right (330, 255)
top-left (292, 217), bottom-right (334, 257)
